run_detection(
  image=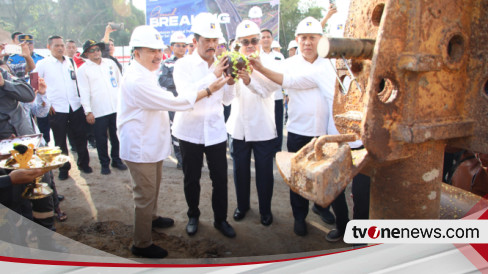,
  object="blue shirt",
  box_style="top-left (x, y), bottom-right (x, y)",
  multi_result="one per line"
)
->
top-left (7, 52), bottom-right (44, 79)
